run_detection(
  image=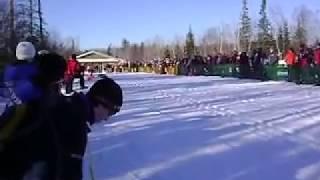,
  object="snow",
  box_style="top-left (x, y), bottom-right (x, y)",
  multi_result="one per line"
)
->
top-left (2, 73), bottom-right (320, 179)
top-left (82, 73), bottom-right (320, 180)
